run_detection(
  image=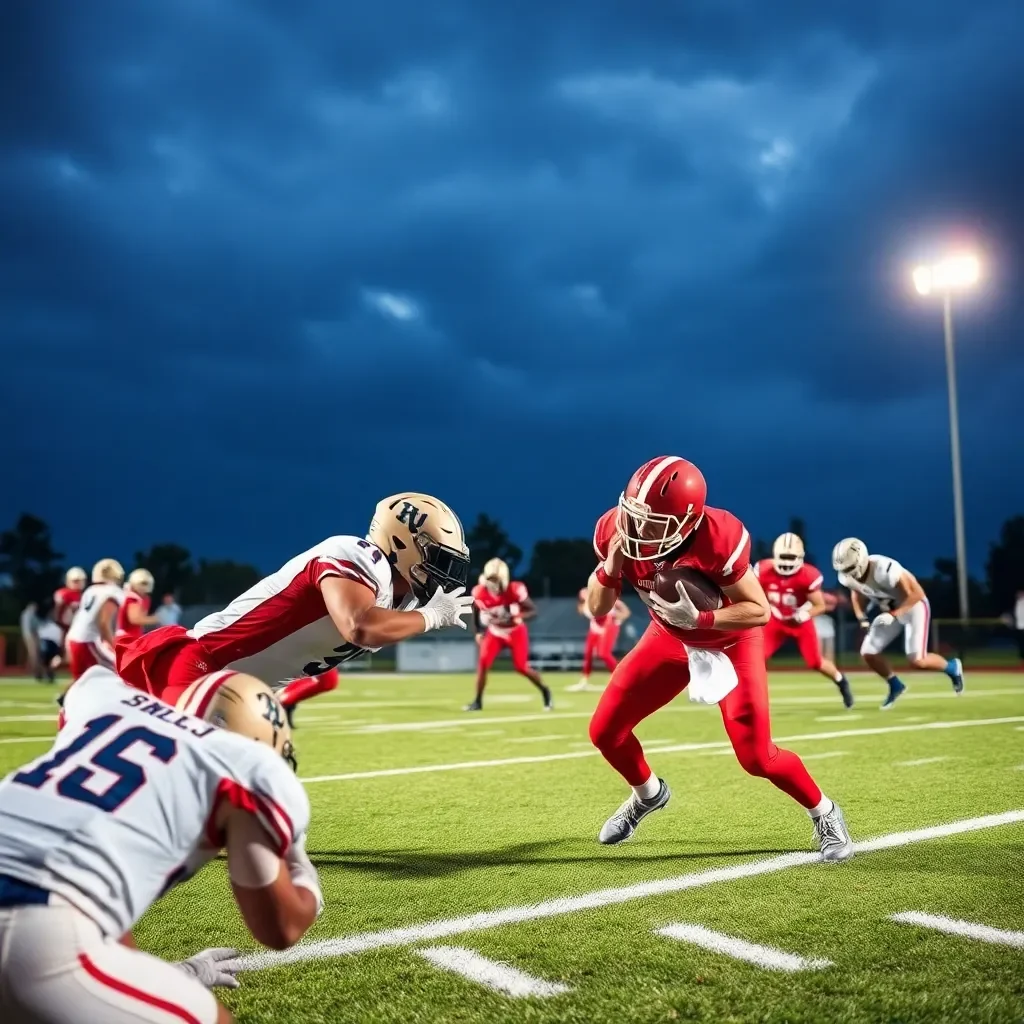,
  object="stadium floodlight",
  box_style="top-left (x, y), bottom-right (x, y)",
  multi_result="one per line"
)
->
top-left (912, 251), bottom-right (982, 625)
